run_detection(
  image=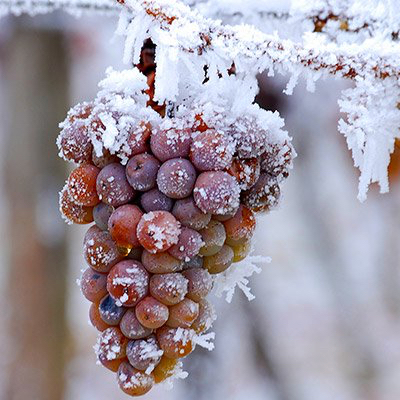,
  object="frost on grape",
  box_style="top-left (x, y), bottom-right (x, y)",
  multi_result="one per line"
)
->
top-left (213, 254), bottom-right (270, 303)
